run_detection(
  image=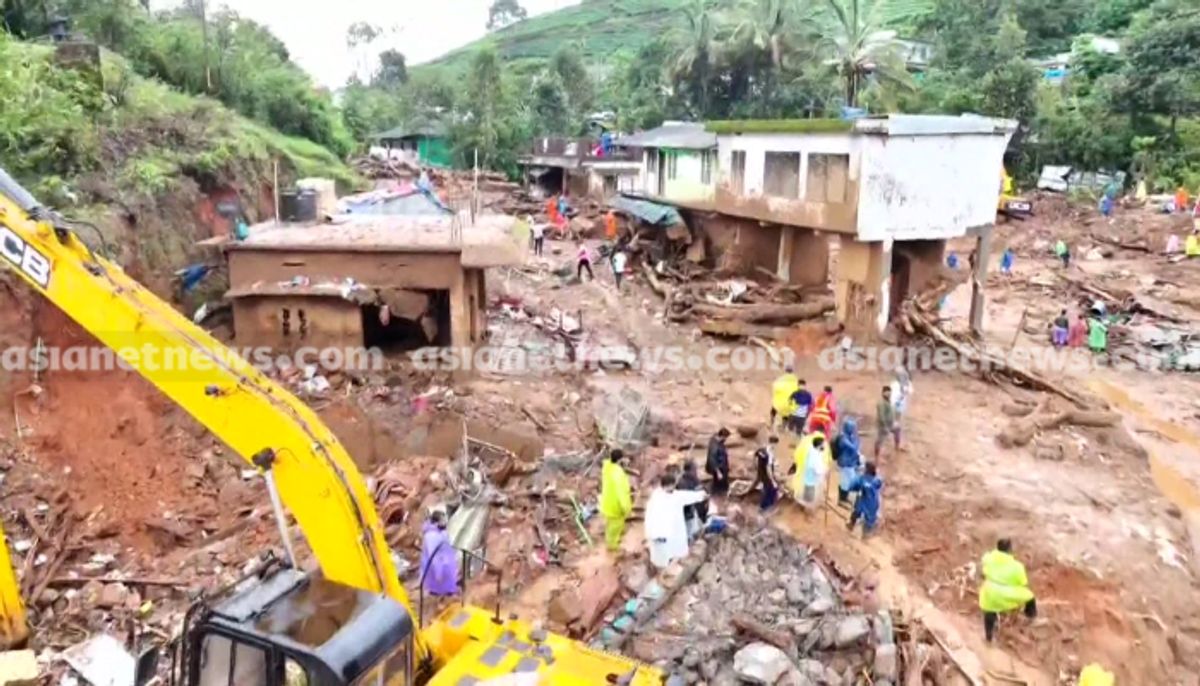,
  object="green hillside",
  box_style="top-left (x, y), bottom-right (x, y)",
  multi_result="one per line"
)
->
top-left (425, 0), bottom-right (719, 74)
